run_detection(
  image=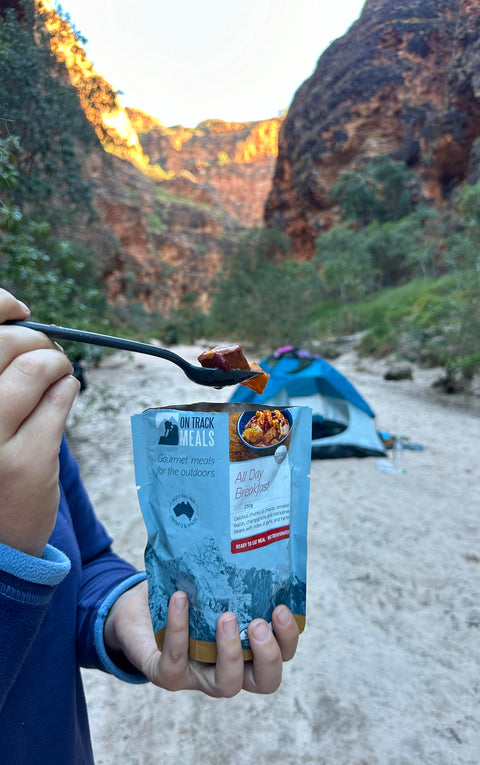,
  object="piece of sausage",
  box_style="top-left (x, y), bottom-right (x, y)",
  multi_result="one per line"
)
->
top-left (197, 345), bottom-right (270, 394)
